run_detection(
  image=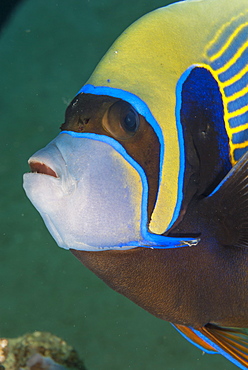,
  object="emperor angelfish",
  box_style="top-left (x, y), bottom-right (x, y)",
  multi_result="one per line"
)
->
top-left (23, 0), bottom-right (248, 368)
